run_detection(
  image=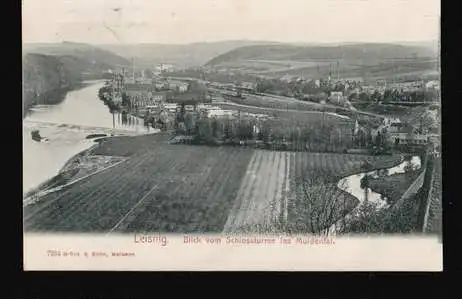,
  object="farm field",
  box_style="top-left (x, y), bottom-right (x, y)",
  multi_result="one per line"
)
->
top-left (24, 133), bottom-right (403, 234)
top-left (223, 151), bottom-right (293, 234)
top-left (223, 151), bottom-right (403, 234)
top-left (24, 143), bottom-right (254, 233)
top-left (216, 59), bottom-right (332, 75)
